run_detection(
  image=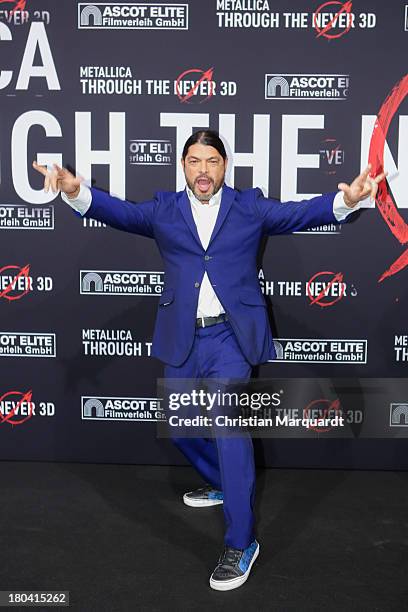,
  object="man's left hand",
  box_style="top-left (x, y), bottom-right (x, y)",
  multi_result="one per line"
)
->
top-left (337, 164), bottom-right (388, 208)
